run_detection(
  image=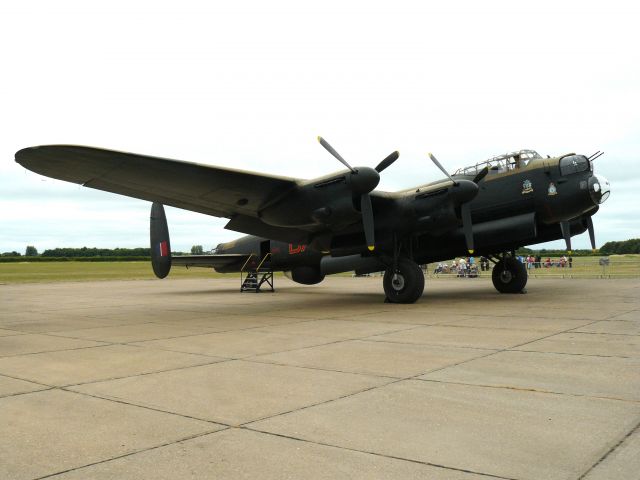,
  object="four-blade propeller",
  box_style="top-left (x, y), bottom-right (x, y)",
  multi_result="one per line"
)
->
top-left (317, 137), bottom-right (399, 251)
